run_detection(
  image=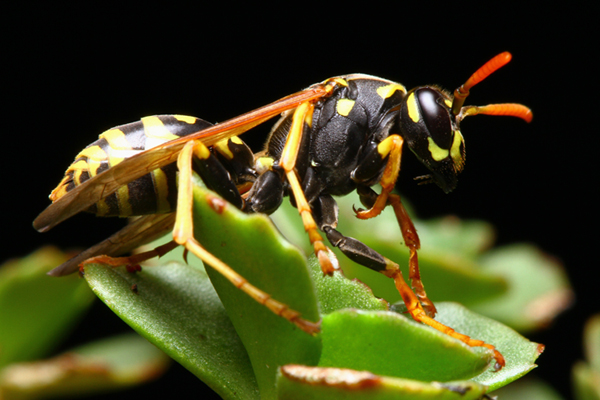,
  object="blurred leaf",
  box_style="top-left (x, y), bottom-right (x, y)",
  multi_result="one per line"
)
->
top-left (83, 261), bottom-right (259, 400)
top-left (573, 314), bottom-right (600, 400)
top-left (0, 333), bottom-right (169, 400)
top-left (490, 377), bottom-right (564, 400)
top-left (470, 244), bottom-right (573, 332)
top-left (0, 247), bottom-right (94, 367)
